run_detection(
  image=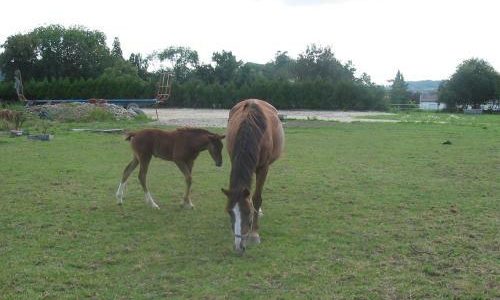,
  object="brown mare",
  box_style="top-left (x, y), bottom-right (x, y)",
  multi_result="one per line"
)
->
top-left (116, 128), bottom-right (225, 209)
top-left (222, 99), bottom-right (284, 254)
